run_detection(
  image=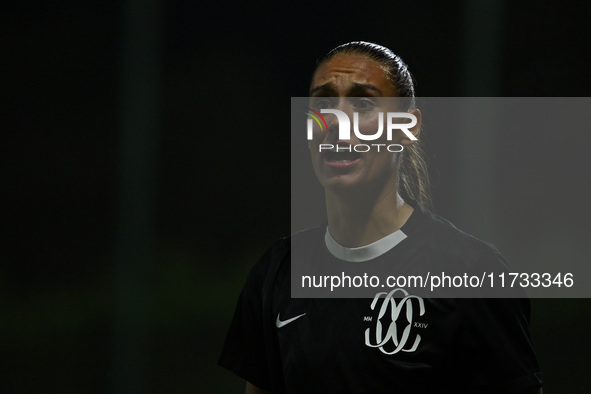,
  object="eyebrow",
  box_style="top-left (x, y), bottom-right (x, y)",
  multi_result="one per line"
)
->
top-left (309, 82), bottom-right (383, 96)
